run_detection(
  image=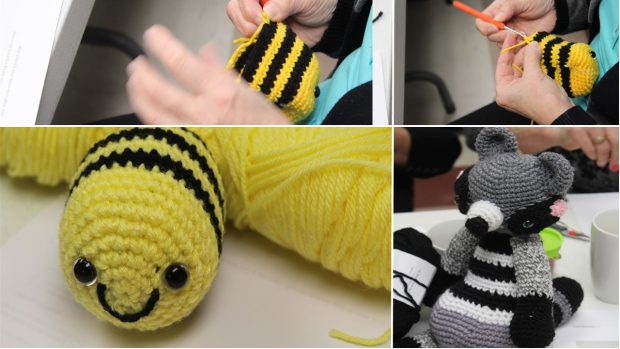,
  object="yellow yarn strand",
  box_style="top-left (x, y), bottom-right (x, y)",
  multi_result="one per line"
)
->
top-left (329, 328), bottom-right (391, 347)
